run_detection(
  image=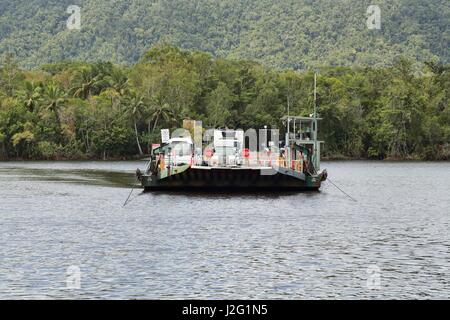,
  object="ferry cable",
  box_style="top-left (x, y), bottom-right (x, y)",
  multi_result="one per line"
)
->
top-left (326, 178), bottom-right (358, 202)
top-left (123, 177), bottom-right (139, 207)
top-left (310, 161), bottom-right (357, 202)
